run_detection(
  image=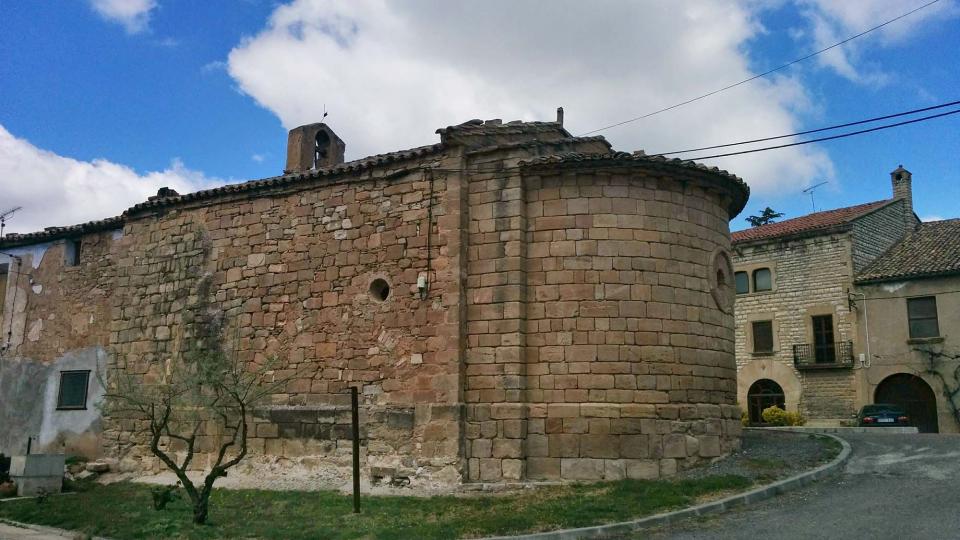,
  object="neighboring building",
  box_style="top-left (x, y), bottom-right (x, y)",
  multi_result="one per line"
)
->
top-left (853, 218), bottom-right (960, 433)
top-left (732, 165), bottom-right (959, 433)
top-left (0, 116), bottom-right (748, 486)
top-left (732, 167), bottom-right (918, 425)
